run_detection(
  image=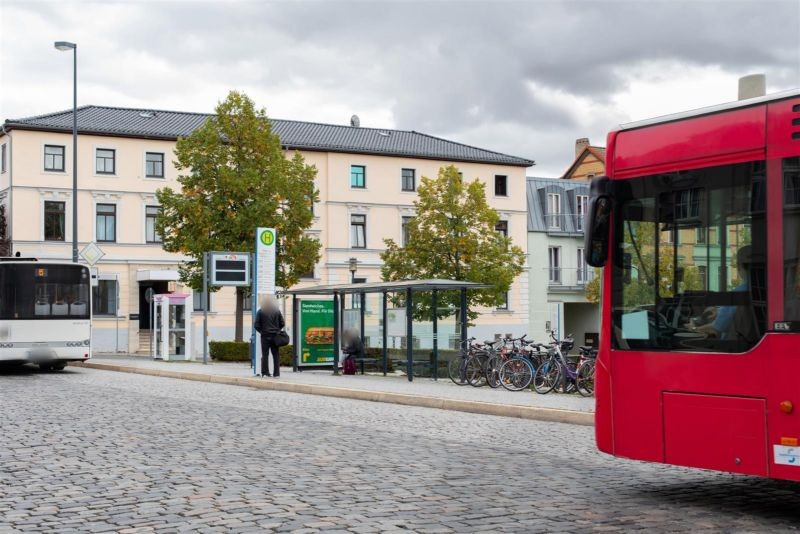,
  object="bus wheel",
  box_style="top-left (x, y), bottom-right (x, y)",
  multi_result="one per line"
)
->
top-left (51, 362), bottom-right (67, 371)
top-left (38, 363), bottom-right (53, 371)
